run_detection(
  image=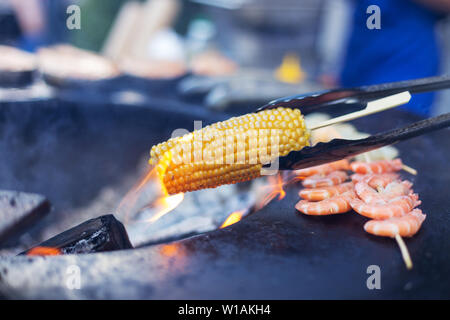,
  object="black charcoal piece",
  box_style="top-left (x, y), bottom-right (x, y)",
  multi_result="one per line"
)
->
top-left (22, 214), bottom-right (133, 255)
top-left (0, 190), bottom-right (51, 246)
